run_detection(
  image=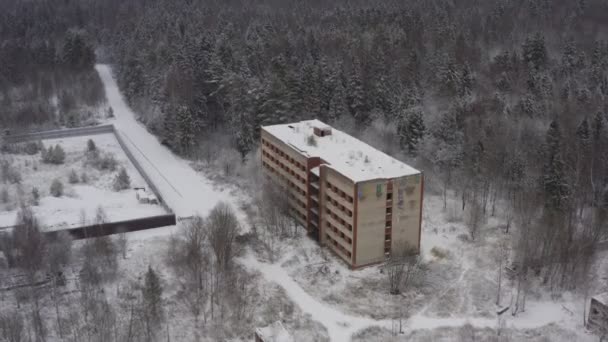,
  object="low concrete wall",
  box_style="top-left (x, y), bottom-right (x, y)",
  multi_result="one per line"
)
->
top-left (45, 214), bottom-right (176, 240)
top-left (4, 125), bottom-right (115, 144)
top-left (111, 127), bottom-right (172, 213)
